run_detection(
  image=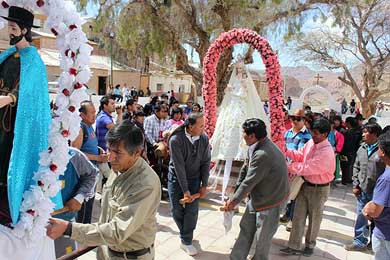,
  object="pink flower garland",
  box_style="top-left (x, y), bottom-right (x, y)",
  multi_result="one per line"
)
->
top-left (202, 28), bottom-right (285, 150)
